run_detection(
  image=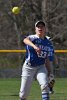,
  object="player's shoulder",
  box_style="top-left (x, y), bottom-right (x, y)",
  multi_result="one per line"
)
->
top-left (46, 36), bottom-right (51, 40)
top-left (45, 36), bottom-right (53, 46)
top-left (28, 34), bottom-right (36, 37)
top-left (27, 34), bottom-right (38, 41)
top-left (28, 34), bottom-right (38, 39)
top-left (45, 36), bottom-right (51, 43)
